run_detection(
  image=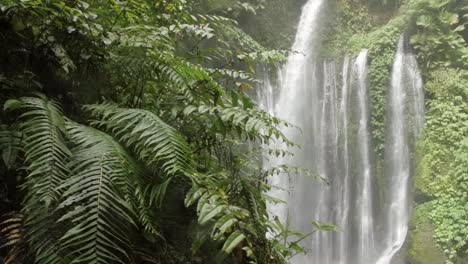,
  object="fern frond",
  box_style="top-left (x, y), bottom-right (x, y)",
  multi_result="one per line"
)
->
top-left (18, 95), bottom-right (71, 264)
top-left (130, 186), bottom-right (161, 236)
top-left (85, 104), bottom-right (195, 177)
top-left (0, 124), bottom-right (21, 169)
top-left (206, 68), bottom-right (261, 84)
top-left (114, 53), bottom-right (190, 93)
top-left (57, 122), bottom-right (138, 264)
top-left (19, 95), bottom-right (71, 205)
top-left (0, 213), bottom-right (30, 264)
top-left (115, 25), bottom-right (174, 51)
top-left (115, 52), bottom-right (226, 103)
top-left (183, 105), bottom-right (294, 146)
top-left (174, 60), bottom-right (225, 94)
